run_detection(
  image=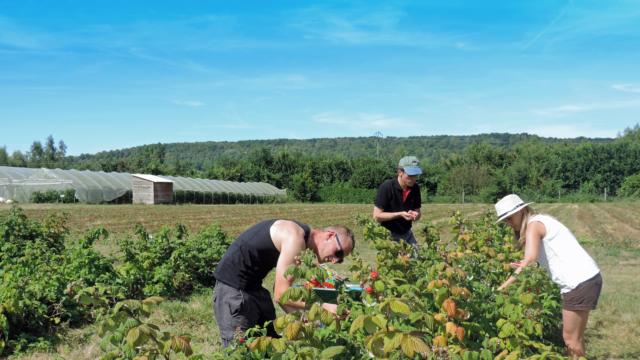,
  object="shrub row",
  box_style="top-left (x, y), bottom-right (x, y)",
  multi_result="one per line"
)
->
top-left (0, 206), bottom-right (230, 356)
